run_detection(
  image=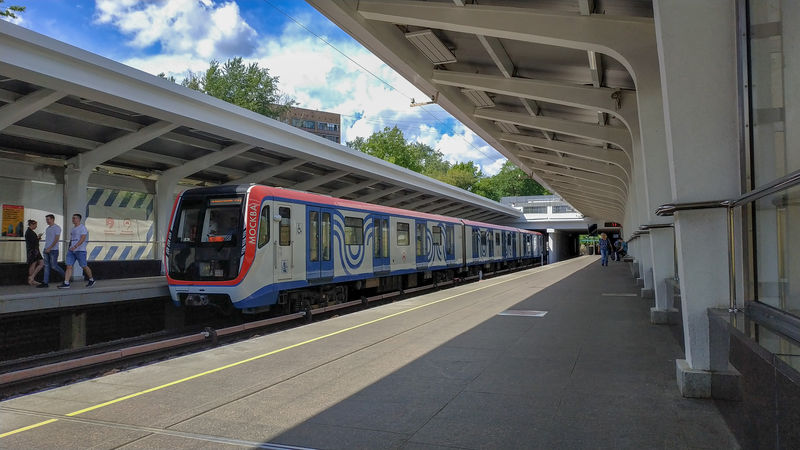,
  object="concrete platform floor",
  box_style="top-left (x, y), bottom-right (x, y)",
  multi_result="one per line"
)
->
top-left (0, 256), bottom-right (738, 449)
top-left (0, 276), bottom-right (168, 314)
